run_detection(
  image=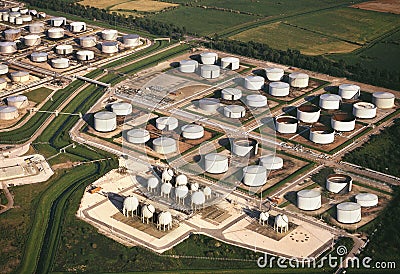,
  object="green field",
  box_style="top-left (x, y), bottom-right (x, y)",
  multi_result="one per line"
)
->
top-left (24, 87), bottom-right (53, 103)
